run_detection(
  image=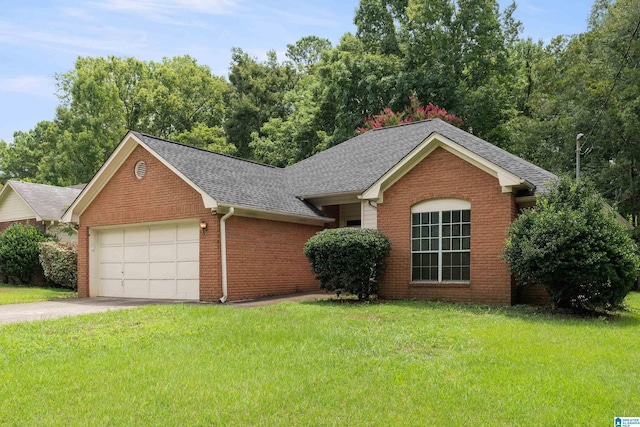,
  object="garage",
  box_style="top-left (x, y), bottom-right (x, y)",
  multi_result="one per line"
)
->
top-left (95, 221), bottom-right (200, 300)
